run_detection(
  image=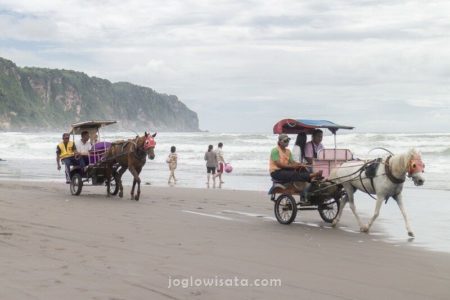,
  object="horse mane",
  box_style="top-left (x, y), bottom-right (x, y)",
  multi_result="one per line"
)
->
top-left (389, 148), bottom-right (418, 174)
